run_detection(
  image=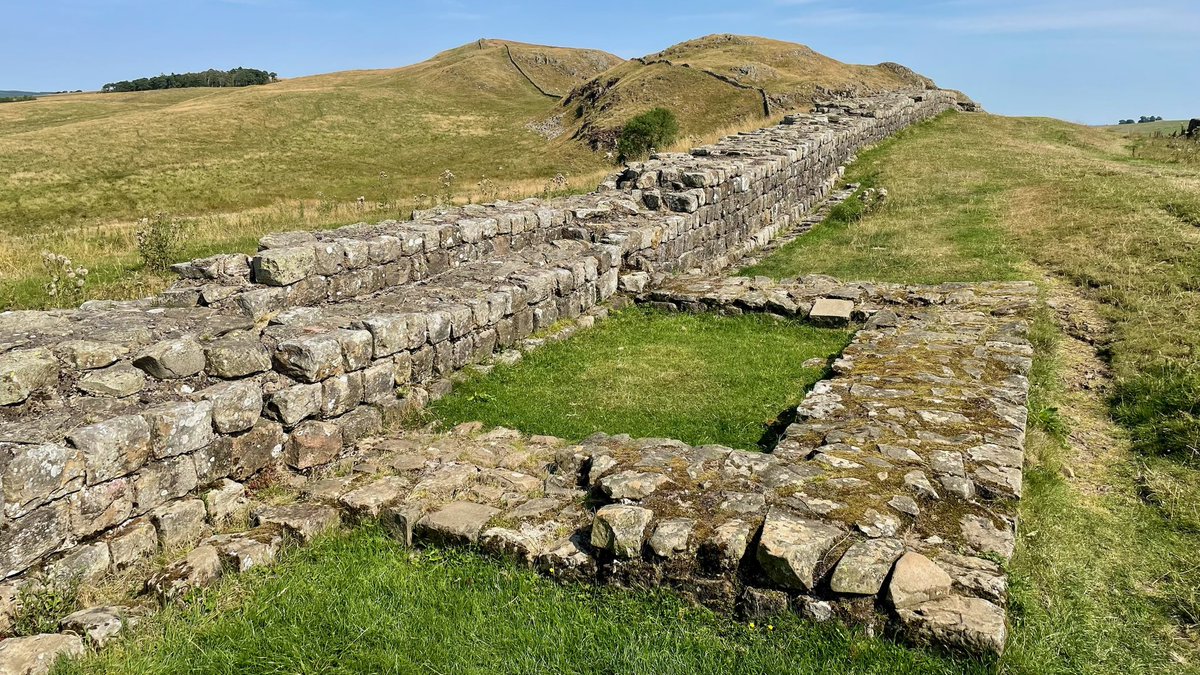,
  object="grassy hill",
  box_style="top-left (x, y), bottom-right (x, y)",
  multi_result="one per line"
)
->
top-left (1098, 119), bottom-right (1191, 136)
top-left (560, 34), bottom-right (938, 146)
top-left (0, 35), bottom-right (944, 309)
top-left (0, 39), bottom-right (625, 306)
